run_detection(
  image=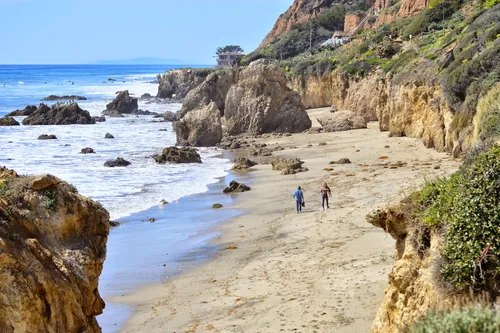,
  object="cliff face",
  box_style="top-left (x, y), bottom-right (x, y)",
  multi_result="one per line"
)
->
top-left (366, 205), bottom-right (446, 333)
top-left (261, 0), bottom-right (344, 46)
top-left (0, 168), bottom-right (110, 333)
top-left (289, 70), bottom-right (459, 153)
top-left (398, 0), bottom-right (429, 17)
